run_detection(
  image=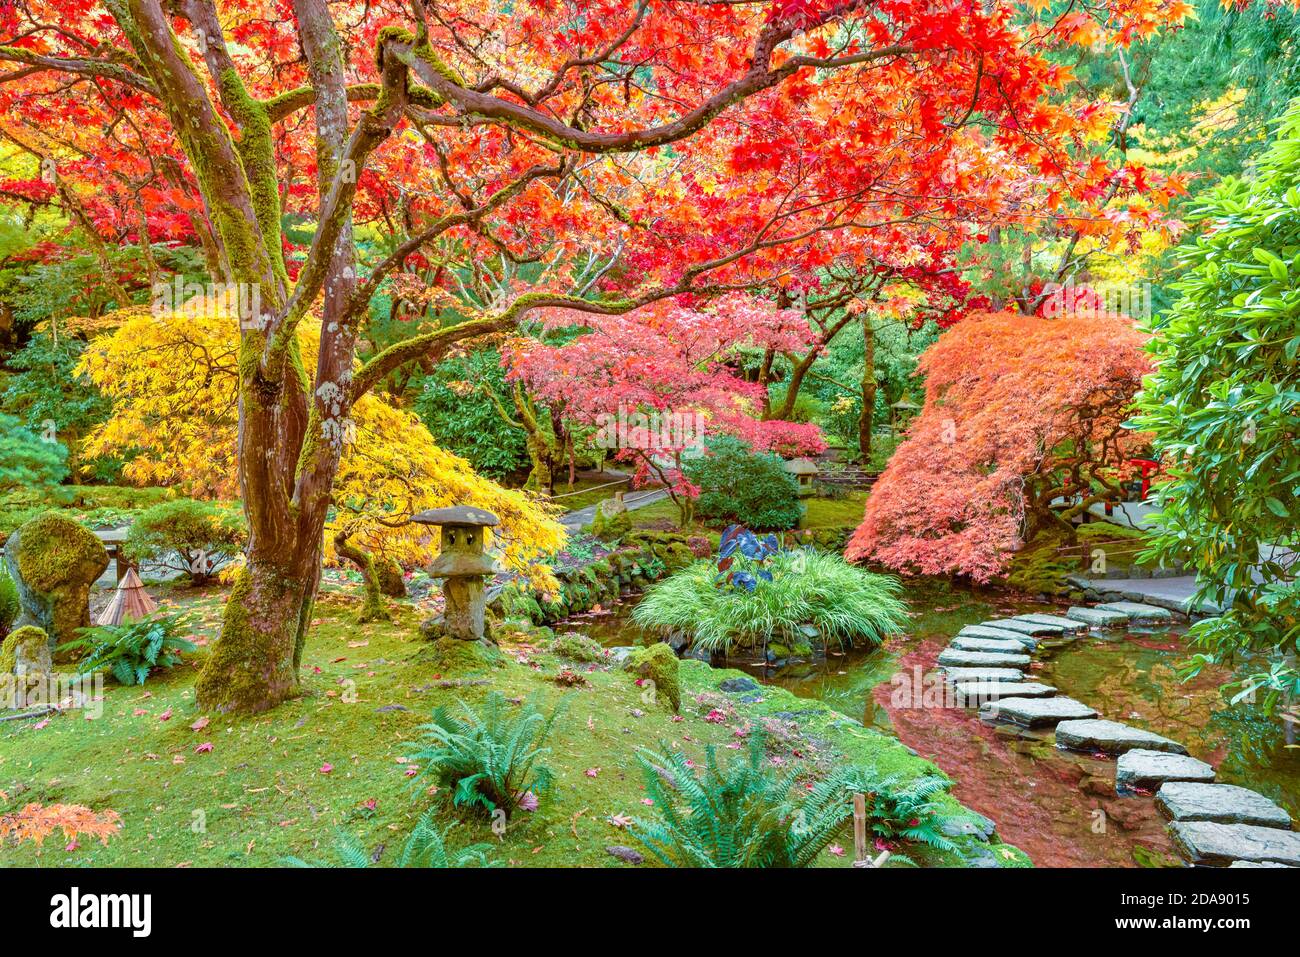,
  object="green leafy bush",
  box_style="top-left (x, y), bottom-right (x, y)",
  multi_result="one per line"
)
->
top-left (633, 546), bottom-right (906, 655)
top-left (59, 613), bottom-right (197, 686)
top-left (414, 350), bottom-right (529, 480)
top-left (286, 808), bottom-right (496, 868)
top-left (685, 436), bottom-right (802, 530)
top-left (408, 692), bottom-right (562, 818)
top-left (1131, 97), bottom-right (1300, 704)
top-left (0, 413), bottom-right (68, 495)
top-left (124, 498), bottom-right (247, 585)
top-left (629, 733), bottom-right (856, 868)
